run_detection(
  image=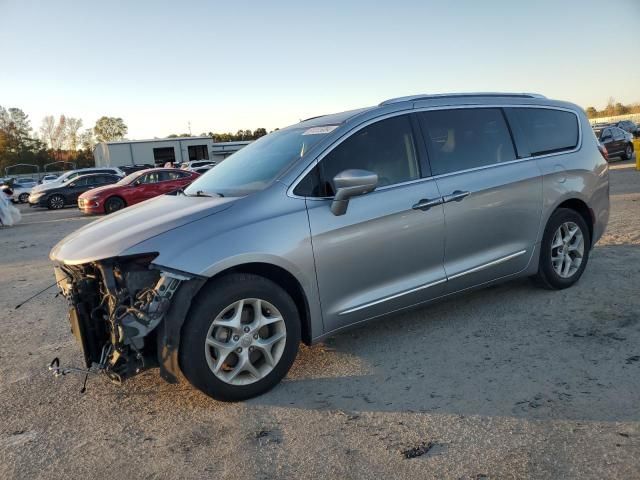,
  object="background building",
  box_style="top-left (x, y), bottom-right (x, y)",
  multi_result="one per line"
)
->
top-left (94, 137), bottom-right (251, 167)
